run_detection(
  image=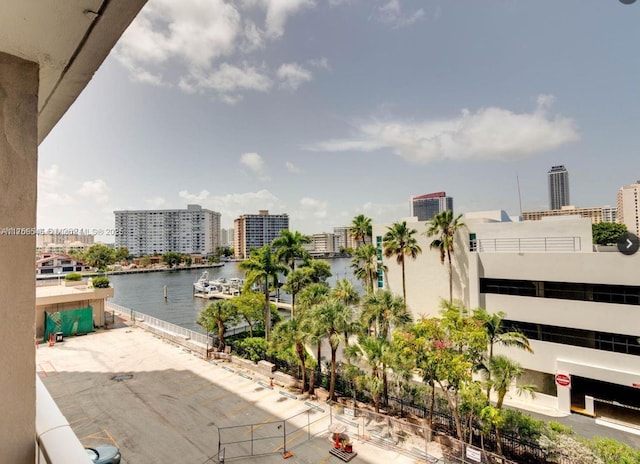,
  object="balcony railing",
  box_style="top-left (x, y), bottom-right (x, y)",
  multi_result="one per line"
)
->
top-left (470, 236), bottom-right (582, 253)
